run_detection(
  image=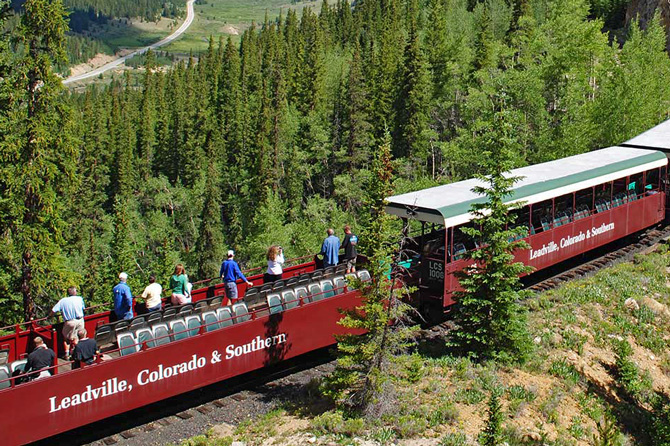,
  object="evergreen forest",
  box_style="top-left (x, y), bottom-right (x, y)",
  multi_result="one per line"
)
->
top-left (1, 0), bottom-right (670, 325)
